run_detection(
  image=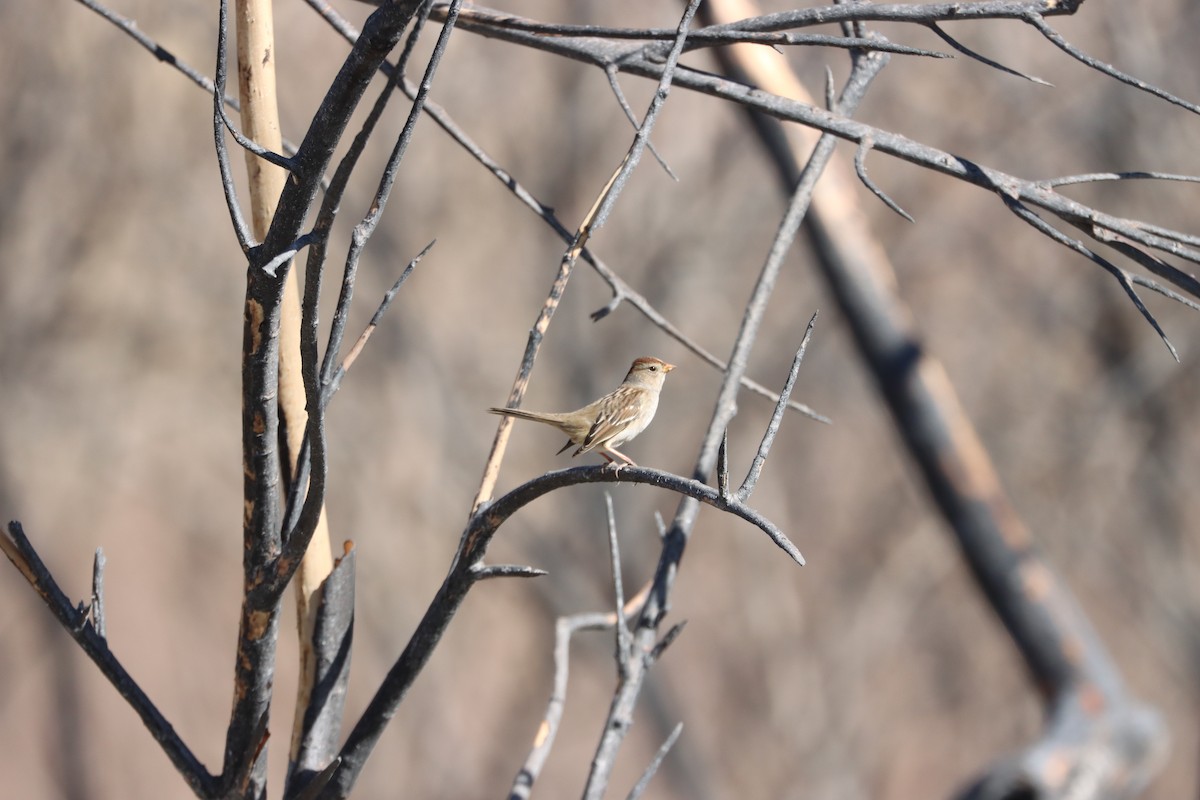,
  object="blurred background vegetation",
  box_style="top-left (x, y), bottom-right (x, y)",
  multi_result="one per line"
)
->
top-left (1, 1), bottom-right (1197, 798)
